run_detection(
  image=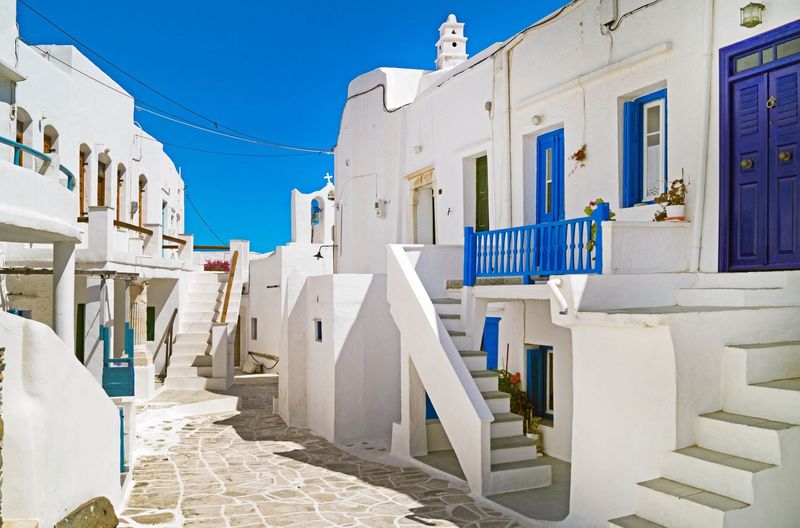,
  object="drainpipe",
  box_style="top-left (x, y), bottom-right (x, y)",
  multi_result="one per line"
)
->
top-left (690, 0), bottom-right (715, 271)
top-left (505, 36), bottom-right (524, 228)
